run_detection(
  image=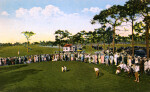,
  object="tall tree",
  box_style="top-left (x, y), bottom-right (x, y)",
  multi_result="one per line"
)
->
top-left (92, 5), bottom-right (124, 53)
top-left (21, 31), bottom-right (35, 53)
top-left (138, 0), bottom-right (150, 58)
top-left (55, 30), bottom-right (71, 60)
top-left (123, 0), bottom-right (142, 57)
